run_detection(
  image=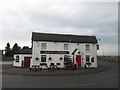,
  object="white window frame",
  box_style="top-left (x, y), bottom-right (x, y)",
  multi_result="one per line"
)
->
top-left (64, 44), bottom-right (68, 50)
top-left (41, 55), bottom-right (46, 62)
top-left (91, 57), bottom-right (94, 62)
top-left (41, 43), bottom-right (47, 50)
top-left (16, 55), bottom-right (19, 62)
top-left (86, 44), bottom-right (90, 51)
top-left (86, 55), bottom-right (90, 62)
